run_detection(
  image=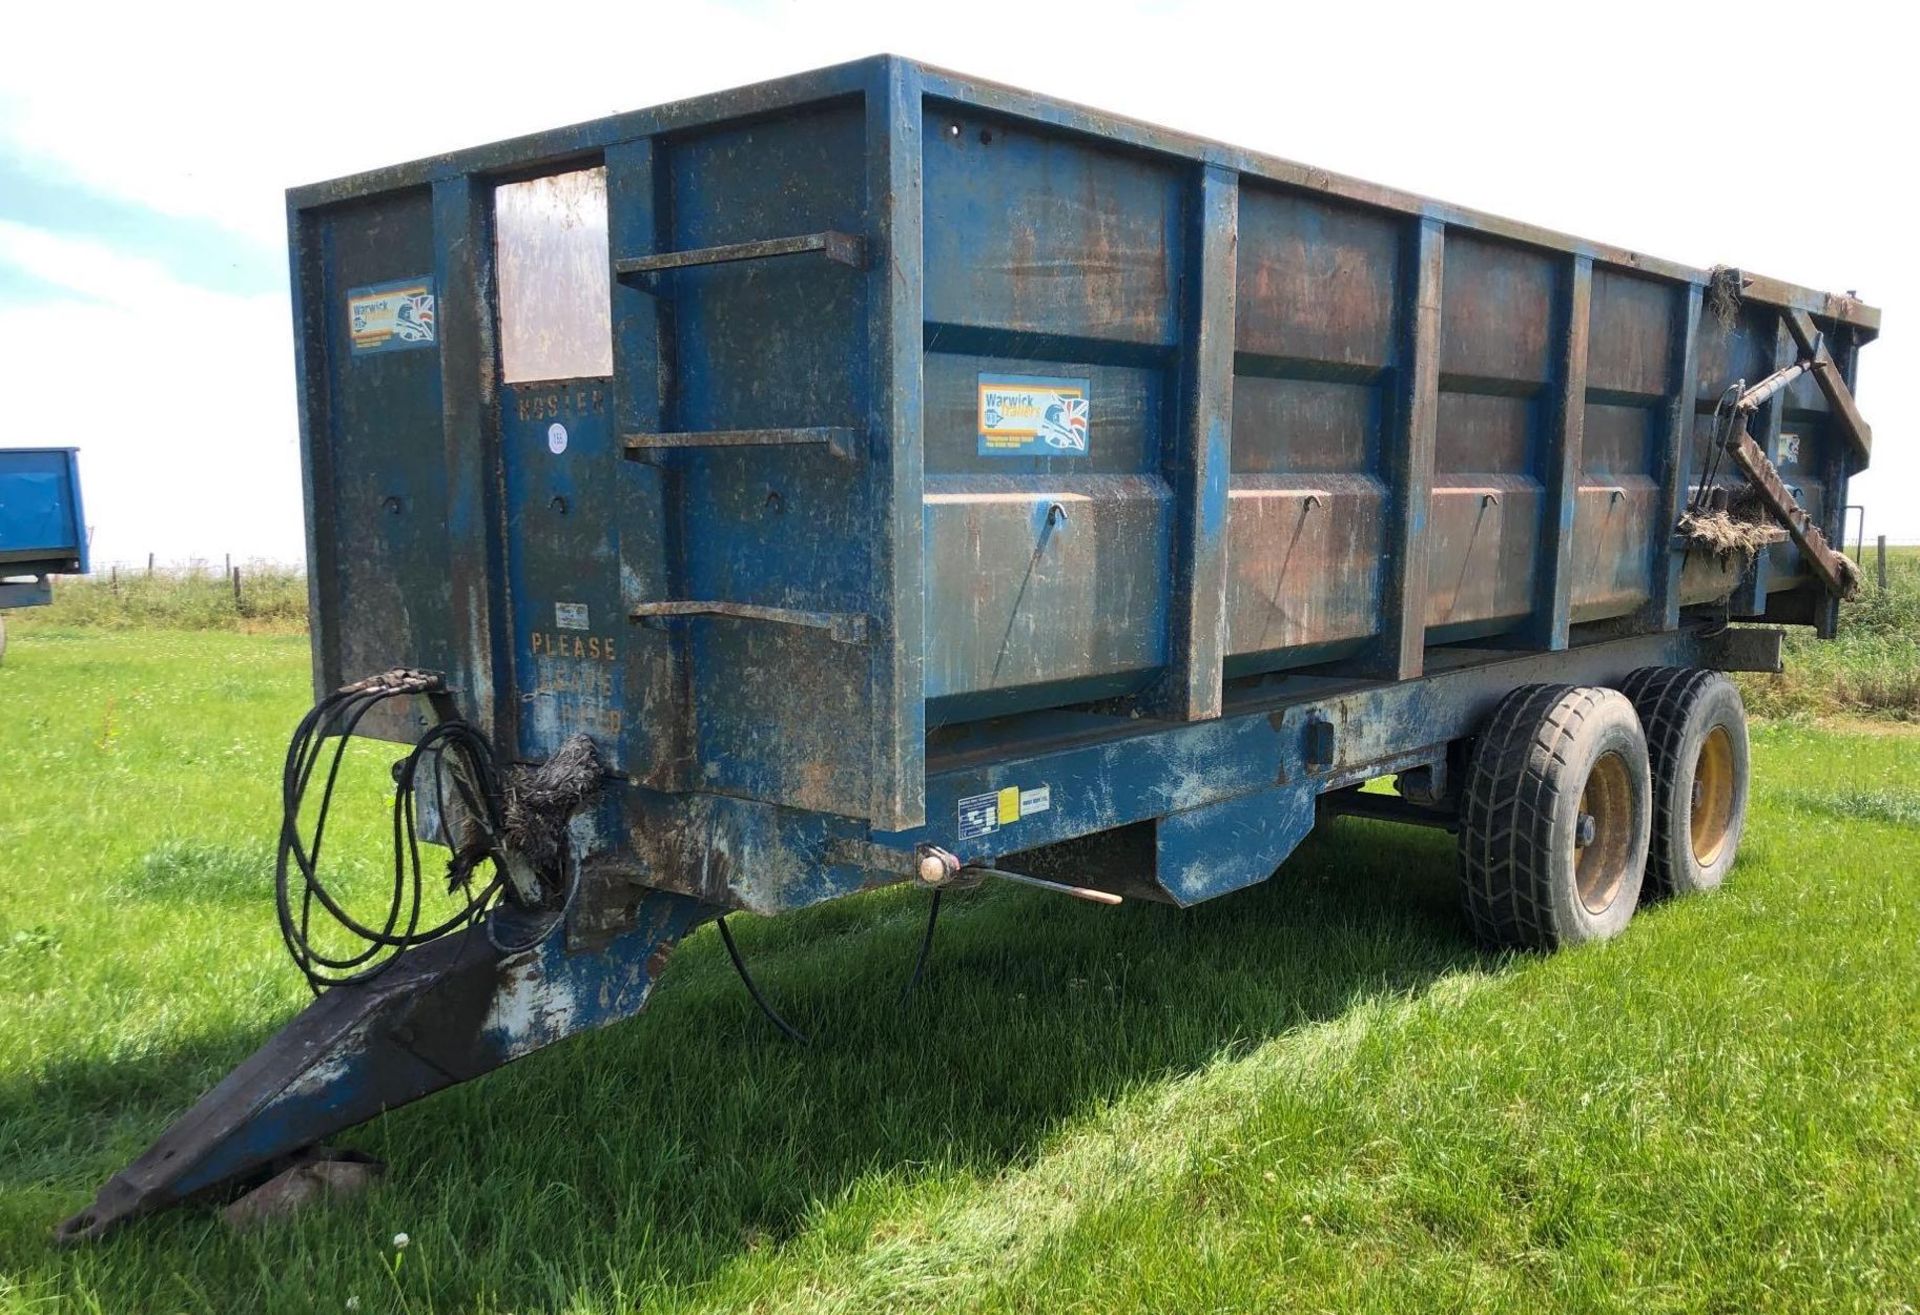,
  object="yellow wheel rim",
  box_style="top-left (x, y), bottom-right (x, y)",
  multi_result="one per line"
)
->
top-left (1575, 750), bottom-right (1636, 915)
top-left (1690, 726), bottom-right (1736, 867)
